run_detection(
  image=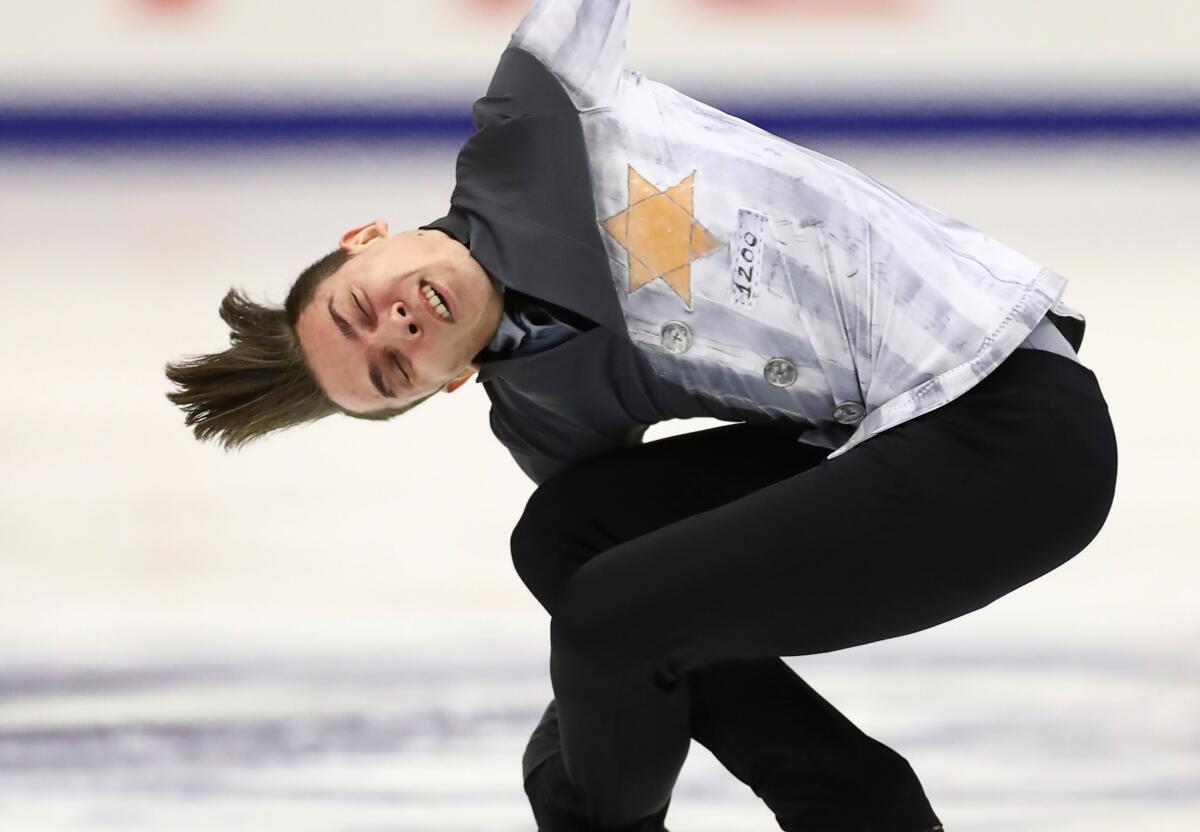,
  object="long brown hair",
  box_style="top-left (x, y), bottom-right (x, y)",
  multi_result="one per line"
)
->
top-left (164, 248), bottom-right (433, 450)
